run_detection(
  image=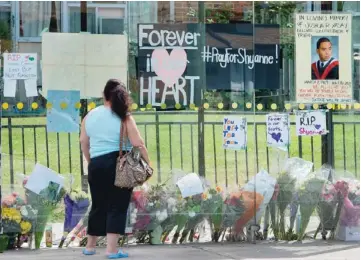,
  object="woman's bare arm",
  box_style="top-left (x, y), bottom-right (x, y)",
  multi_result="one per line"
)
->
top-left (80, 117), bottom-right (91, 164)
top-left (125, 115), bottom-right (151, 165)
